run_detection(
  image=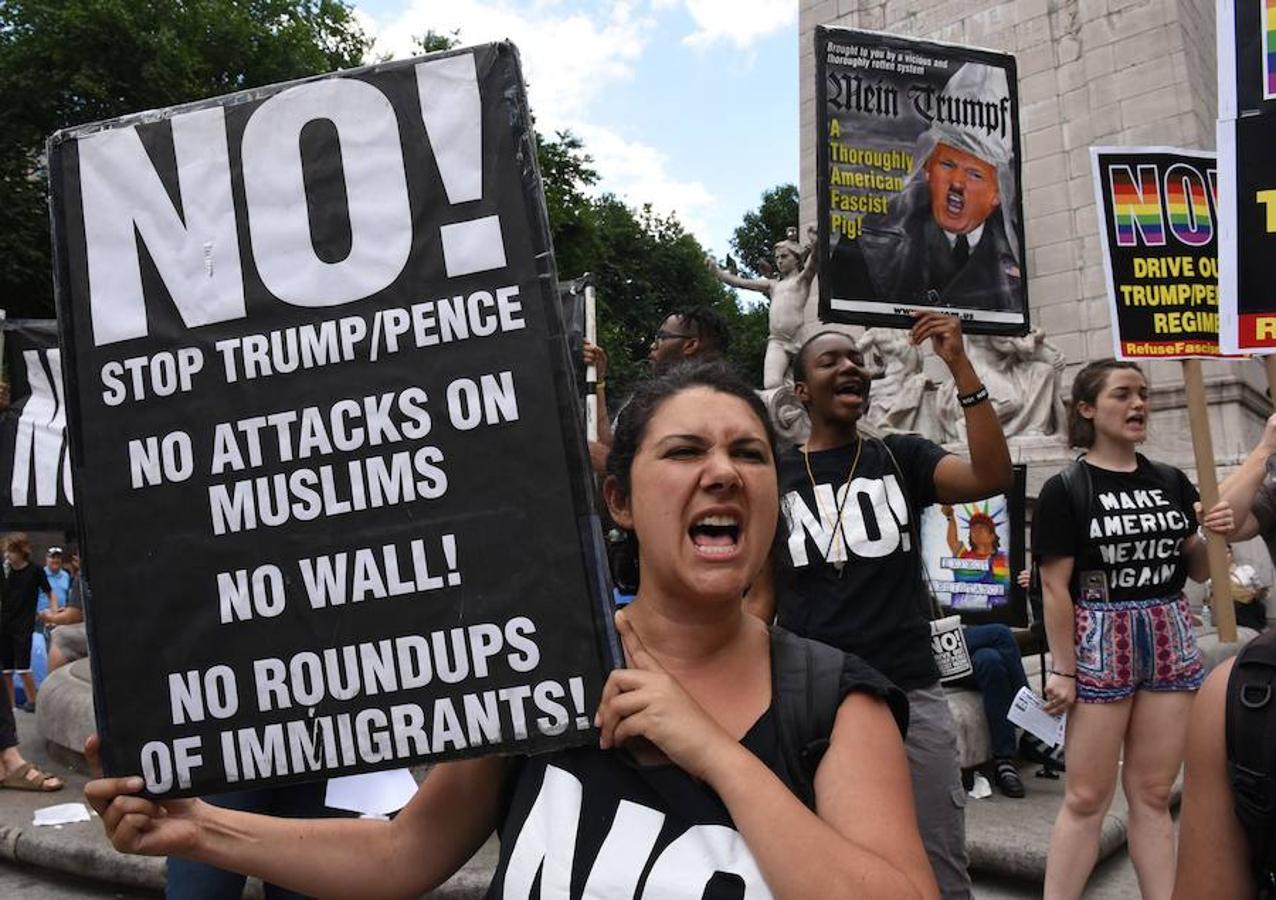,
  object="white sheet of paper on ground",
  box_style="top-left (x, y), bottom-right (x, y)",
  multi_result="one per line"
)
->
top-left (1006, 686), bottom-right (1067, 747)
top-left (324, 768), bottom-right (419, 816)
top-left (33, 802), bottom-right (91, 826)
top-left (967, 772), bottom-right (992, 800)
